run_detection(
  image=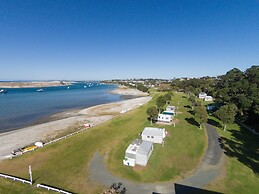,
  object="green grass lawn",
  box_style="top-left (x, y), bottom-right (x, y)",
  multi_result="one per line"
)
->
top-left (107, 92), bottom-right (206, 182)
top-left (0, 92), bottom-right (206, 193)
top-left (206, 116), bottom-right (259, 194)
